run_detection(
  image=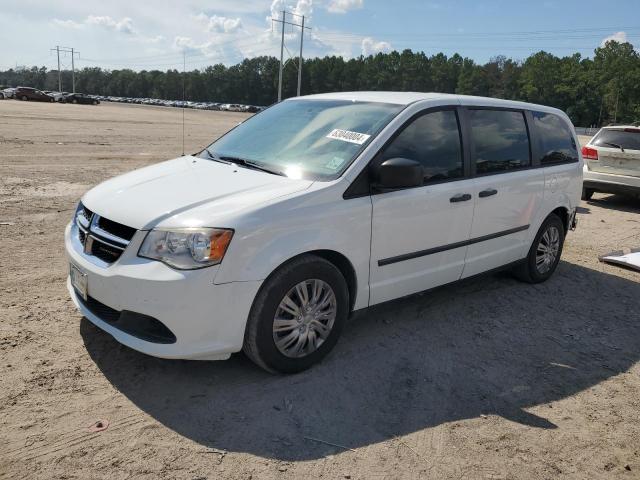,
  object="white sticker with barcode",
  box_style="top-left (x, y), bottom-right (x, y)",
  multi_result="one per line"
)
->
top-left (326, 129), bottom-right (371, 145)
